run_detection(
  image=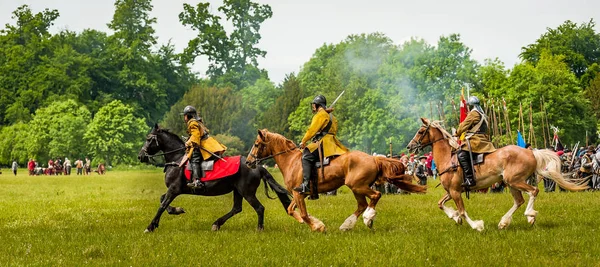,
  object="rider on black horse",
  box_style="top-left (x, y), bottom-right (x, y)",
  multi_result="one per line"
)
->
top-left (456, 96), bottom-right (496, 189)
top-left (294, 95), bottom-right (348, 195)
top-left (181, 105), bottom-right (227, 189)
